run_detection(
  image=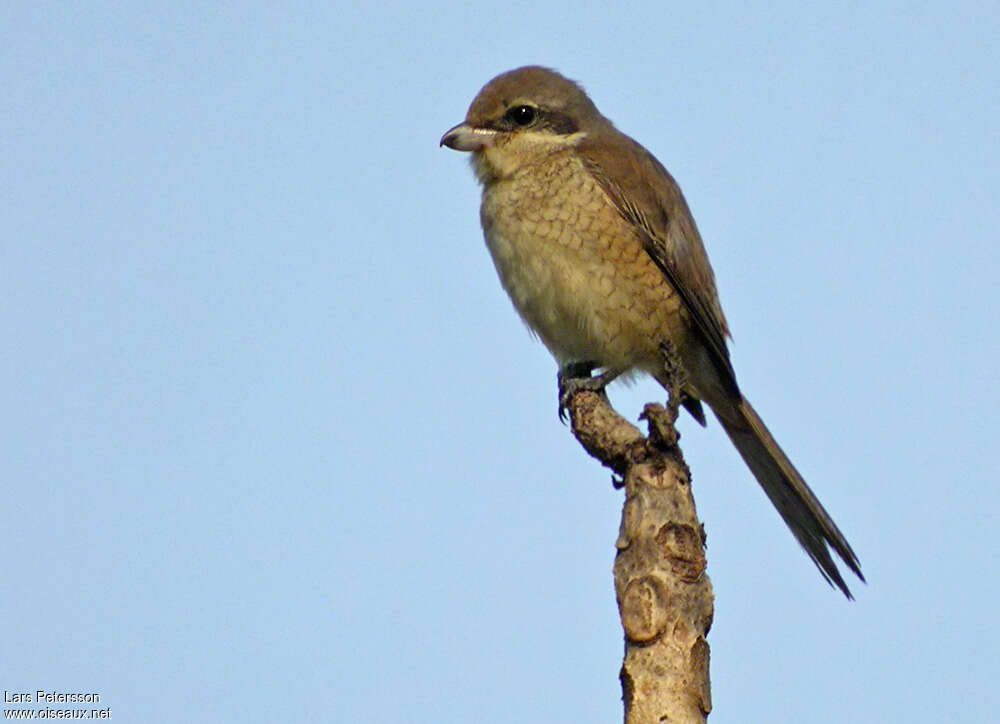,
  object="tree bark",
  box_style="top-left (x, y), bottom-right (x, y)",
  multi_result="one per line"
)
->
top-left (564, 389), bottom-right (714, 724)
